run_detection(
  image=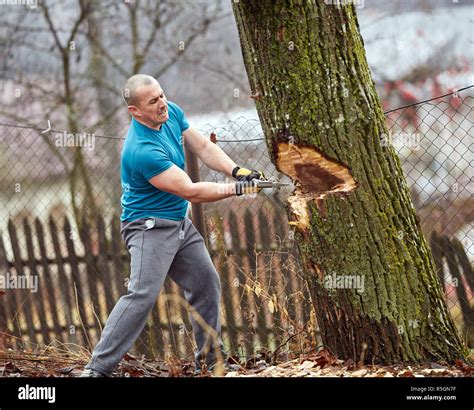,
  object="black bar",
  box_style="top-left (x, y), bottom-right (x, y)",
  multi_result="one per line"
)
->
top-left (0, 377), bottom-right (472, 410)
